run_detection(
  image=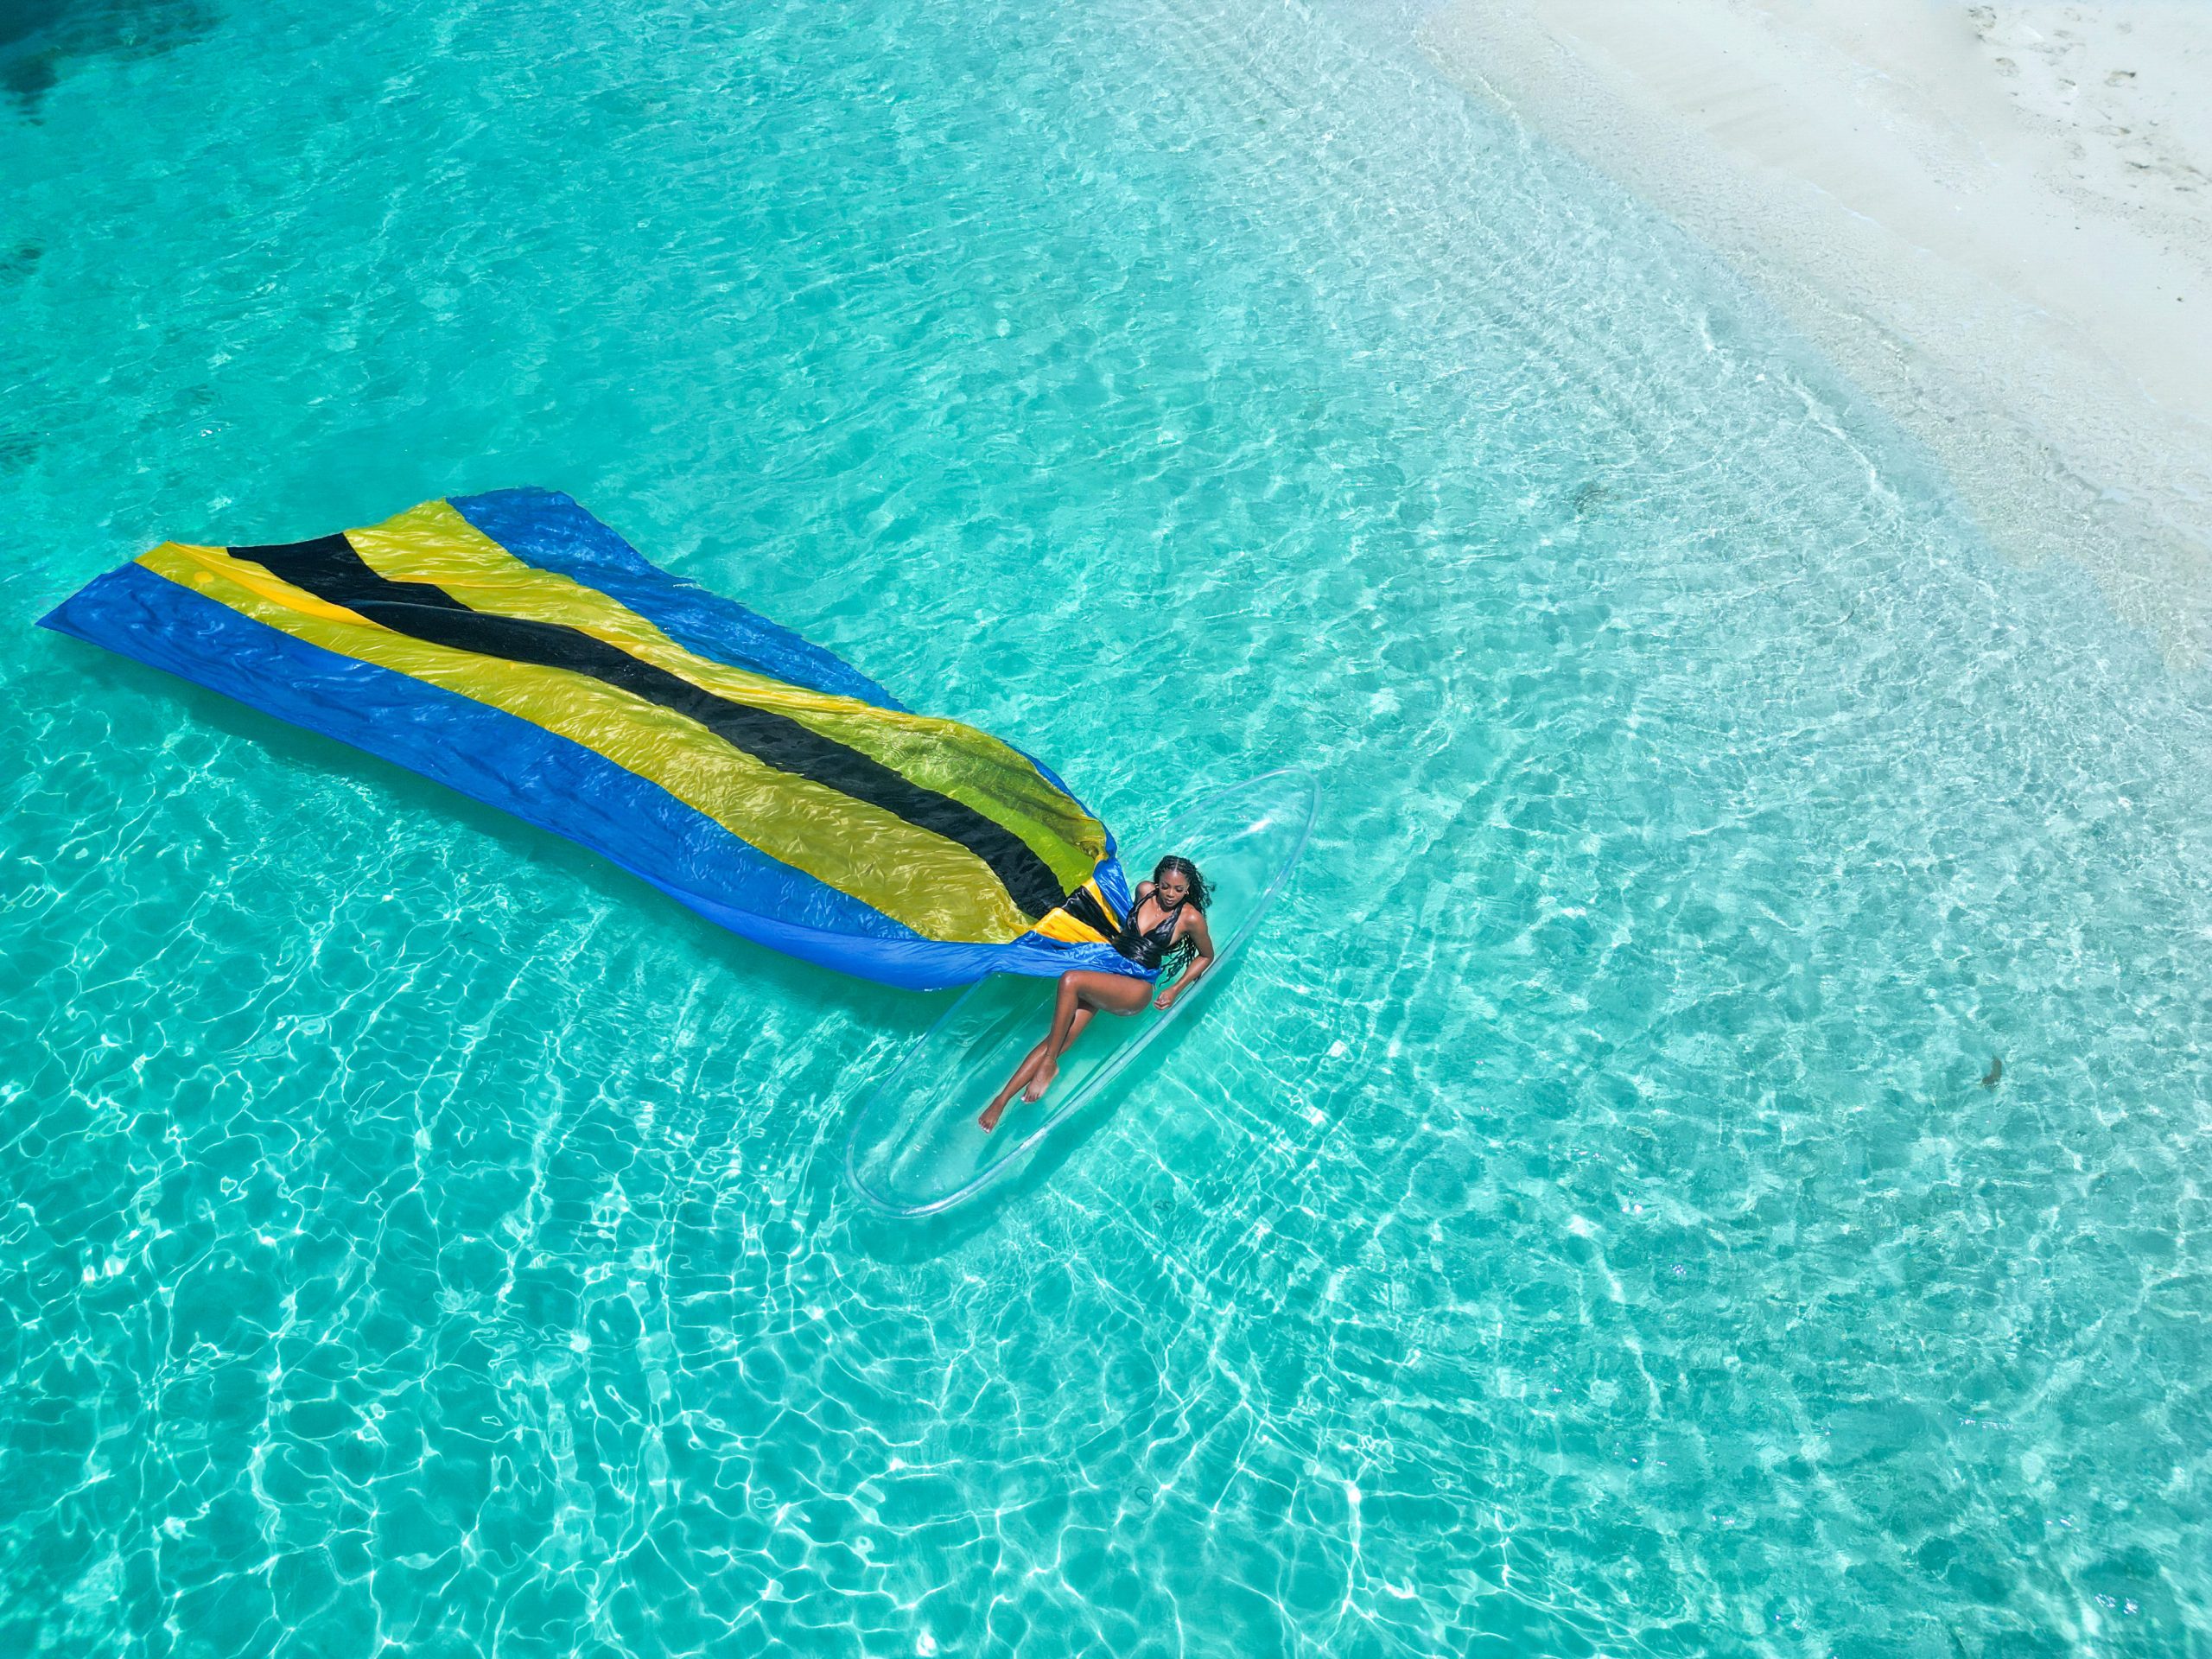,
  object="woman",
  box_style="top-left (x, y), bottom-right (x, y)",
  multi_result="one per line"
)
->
top-left (979, 855), bottom-right (1217, 1131)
